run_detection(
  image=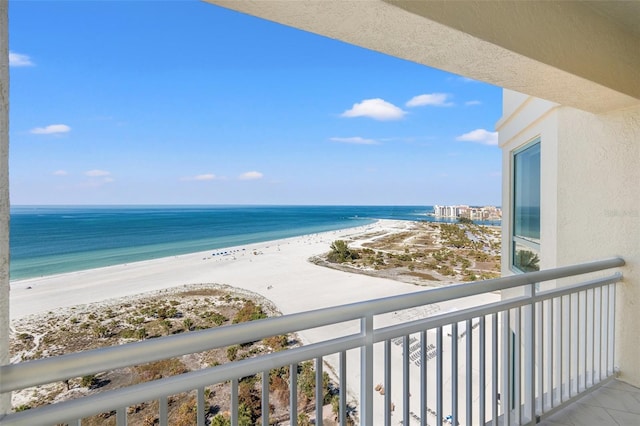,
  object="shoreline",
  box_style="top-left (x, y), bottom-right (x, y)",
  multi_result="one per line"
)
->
top-left (11, 219), bottom-right (426, 320)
